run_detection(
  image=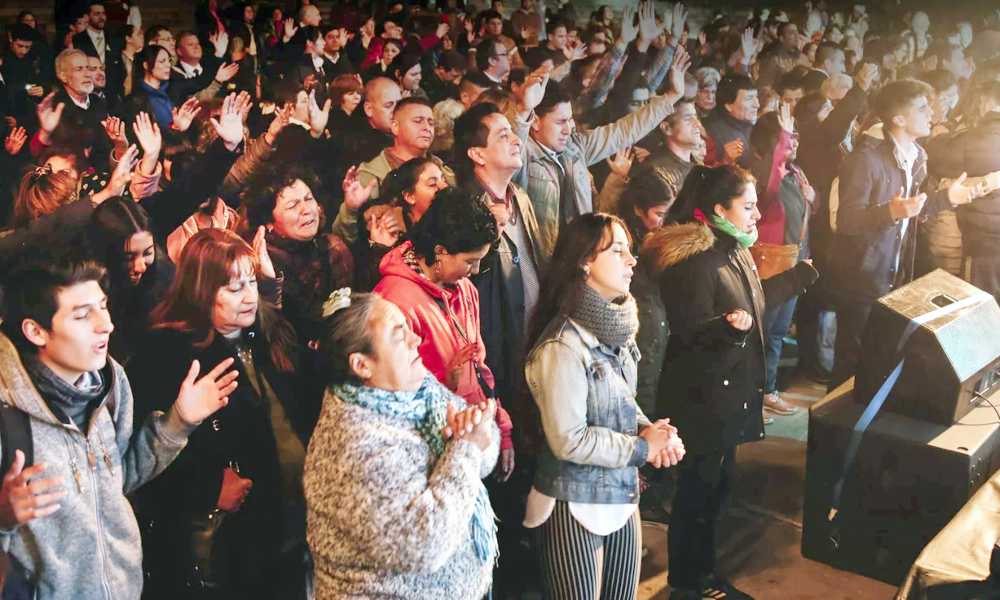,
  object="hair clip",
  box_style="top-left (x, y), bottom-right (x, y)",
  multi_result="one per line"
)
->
top-left (29, 163), bottom-right (53, 183)
top-left (321, 287), bottom-right (353, 318)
